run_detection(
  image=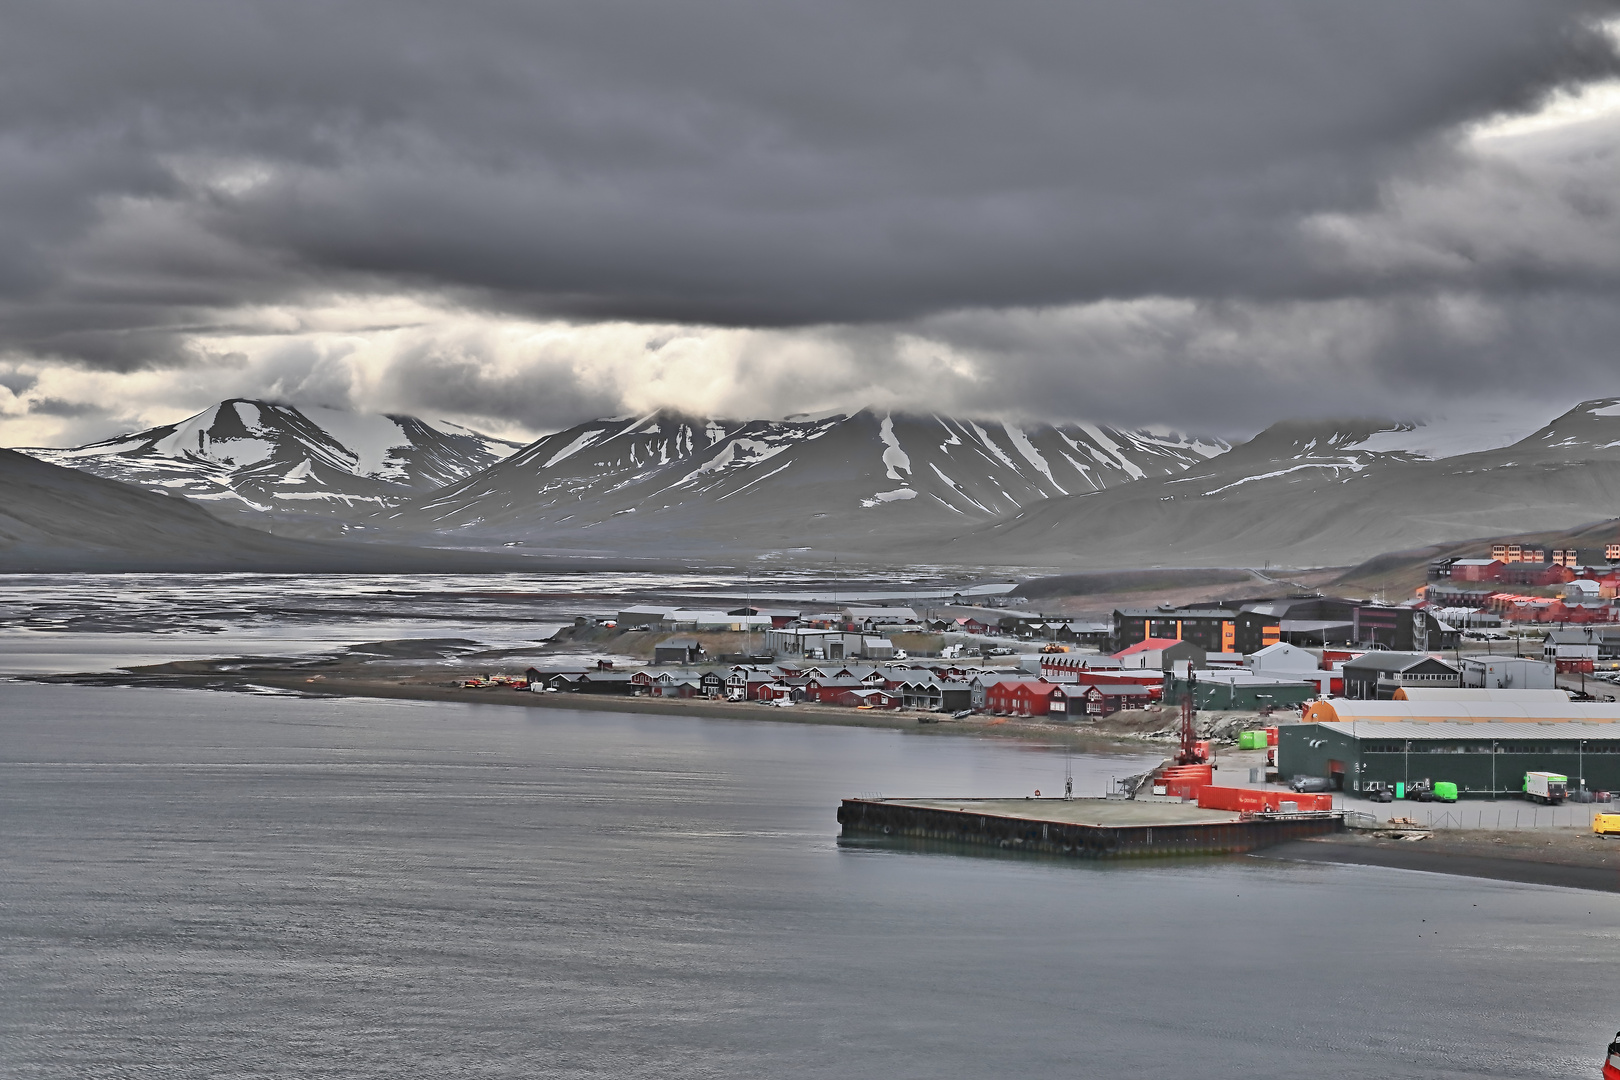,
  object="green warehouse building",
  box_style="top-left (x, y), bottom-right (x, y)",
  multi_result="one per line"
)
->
top-left (1162, 671), bottom-right (1318, 712)
top-left (1279, 698), bottom-right (1620, 797)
